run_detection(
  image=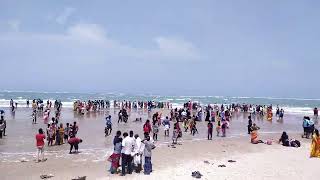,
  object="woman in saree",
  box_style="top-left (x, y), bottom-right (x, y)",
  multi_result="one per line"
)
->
top-left (310, 129), bottom-right (320, 158)
top-left (108, 131), bottom-right (122, 174)
top-left (250, 124), bottom-right (264, 144)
